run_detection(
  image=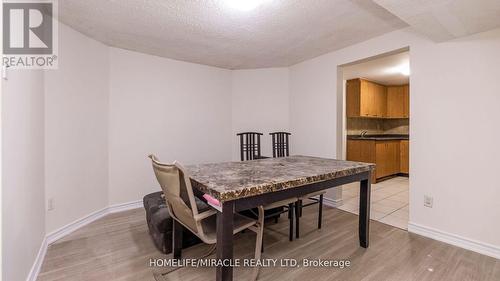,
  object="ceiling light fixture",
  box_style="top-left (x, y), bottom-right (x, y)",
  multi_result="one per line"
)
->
top-left (386, 62), bottom-right (410, 76)
top-left (223, 0), bottom-right (270, 11)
